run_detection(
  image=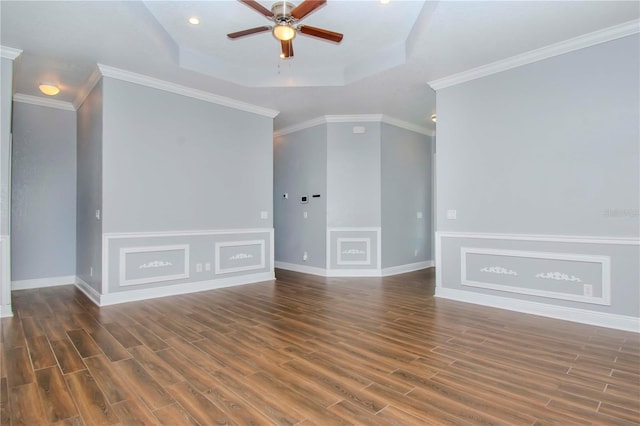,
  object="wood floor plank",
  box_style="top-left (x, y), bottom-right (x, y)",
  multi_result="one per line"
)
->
top-left (0, 377), bottom-right (9, 426)
top-left (6, 271), bottom-right (639, 426)
top-left (115, 358), bottom-right (174, 410)
top-left (152, 403), bottom-right (199, 426)
top-left (83, 355), bottom-right (134, 404)
top-left (165, 381), bottom-right (231, 426)
top-left (51, 338), bottom-right (86, 374)
top-left (5, 346), bottom-right (35, 387)
top-left (66, 329), bottom-right (102, 358)
top-left (26, 335), bottom-right (57, 370)
top-left (111, 397), bottom-right (159, 425)
top-left (102, 322), bottom-right (142, 348)
top-left (65, 370), bottom-right (119, 425)
top-left (35, 366), bottom-right (79, 423)
top-left (9, 382), bottom-right (48, 425)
